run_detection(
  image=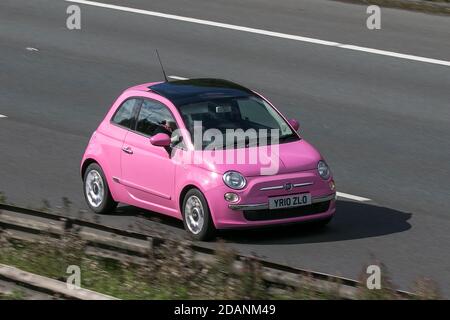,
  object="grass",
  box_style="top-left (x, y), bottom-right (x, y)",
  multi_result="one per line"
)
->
top-left (0, 289), bottom-right (26, 300)
top-left (0, 231), bottom-right (349, 300)
top-left (0, 235), bottom-right (186, 299)
top-left (0, 232), bottom-right (440, 300)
